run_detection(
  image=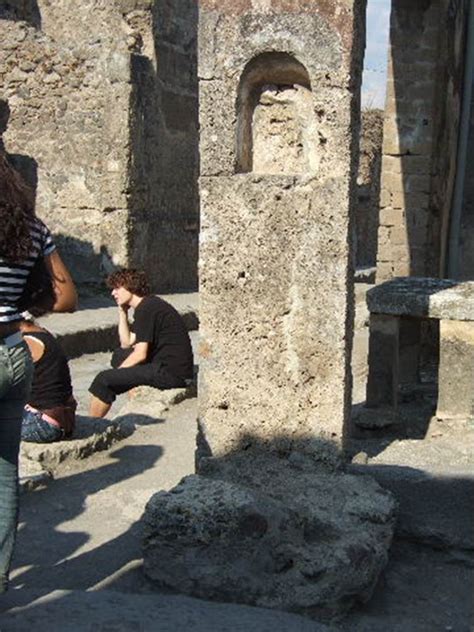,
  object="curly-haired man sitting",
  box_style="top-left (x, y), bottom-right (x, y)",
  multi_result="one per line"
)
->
top-left (89, 268), bottom-right (194, 418)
